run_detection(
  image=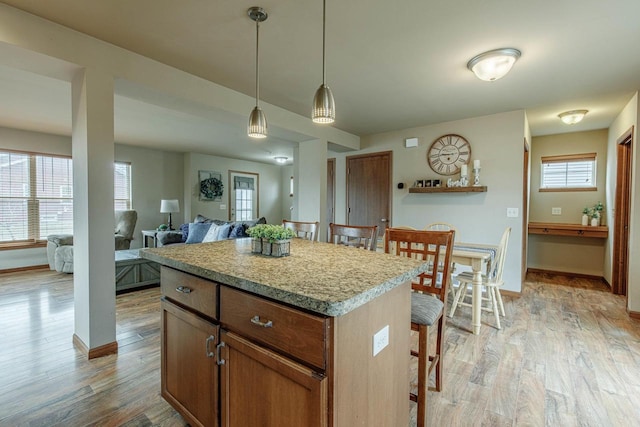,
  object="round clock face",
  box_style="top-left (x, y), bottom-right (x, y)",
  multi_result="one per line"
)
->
top-left (427, 134), bottom-right (471, 175)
